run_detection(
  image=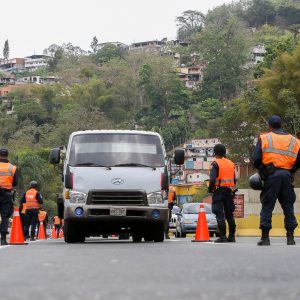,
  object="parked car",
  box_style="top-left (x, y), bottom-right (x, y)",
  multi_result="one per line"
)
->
top-left (169, 205), bottom-right (181, 231)
top-left (175, 203), bottom-right (218, 238)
